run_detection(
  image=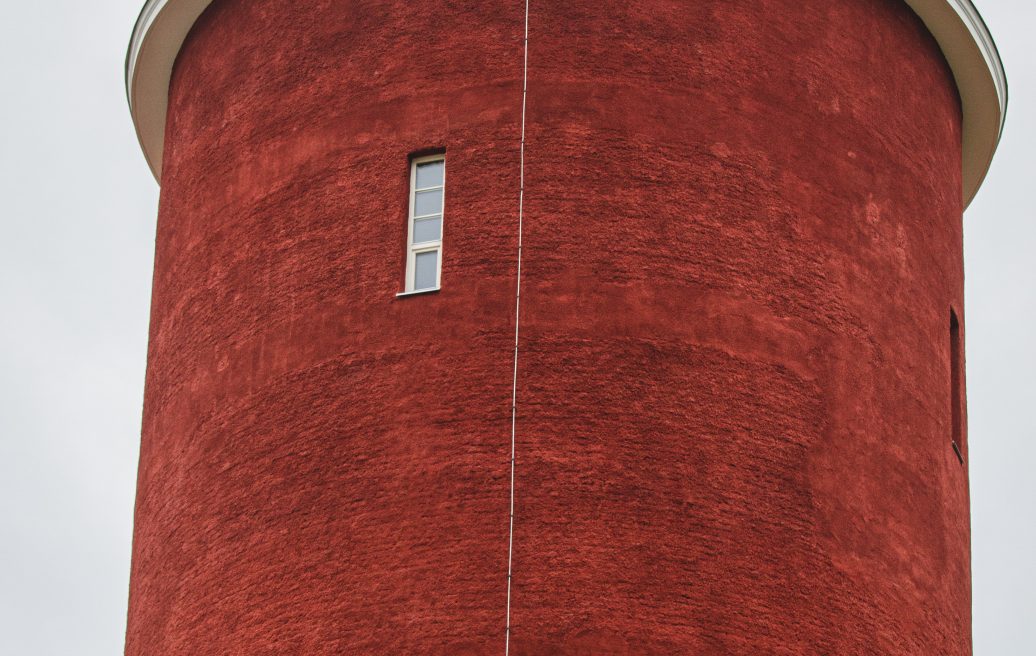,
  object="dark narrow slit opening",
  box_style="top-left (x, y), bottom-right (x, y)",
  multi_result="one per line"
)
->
top-left (950, 309), bottom-right (964, 465)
